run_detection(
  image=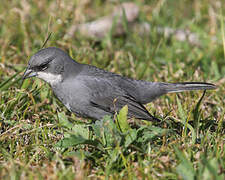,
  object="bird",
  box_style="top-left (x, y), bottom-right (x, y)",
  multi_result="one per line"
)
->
top-left (23, 47), bottom-right (216, 122)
